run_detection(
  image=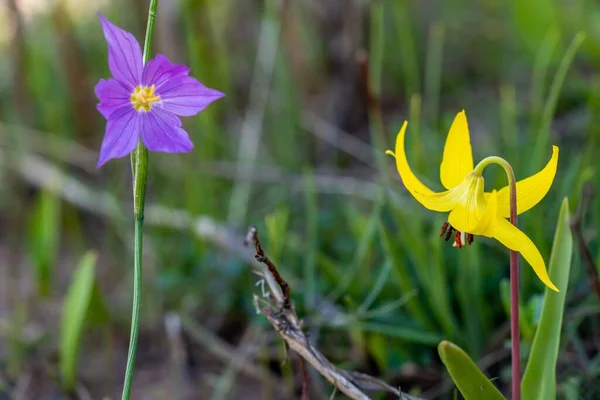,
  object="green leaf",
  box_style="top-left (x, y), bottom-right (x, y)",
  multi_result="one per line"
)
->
top-left (530, 33), bottom-right (585, 172)
top-left (499, 279), bottom-right (537, 341)
top-left (358, 322), bottom-right (442, 345)
top-left (510, 0), bottom-right (558, 61)
top-left (59, 251), bottom-right (98, 392)
top-left (302, 171), bottom-right (319, 310)
top-left (378, 219), bottom-right (430, 329)
top-left (86, 282), bottom-right (110, 326)
top-left (27, 189), bottom-right (61, 296)
top-left (438, 340), bottom-right (506, 400)
top-left (366, 332), bottom-right (388, 369)
top-left (522, 198), bottom-right (573, 399)
top-left (264, 206), bottom-right (289, 265)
